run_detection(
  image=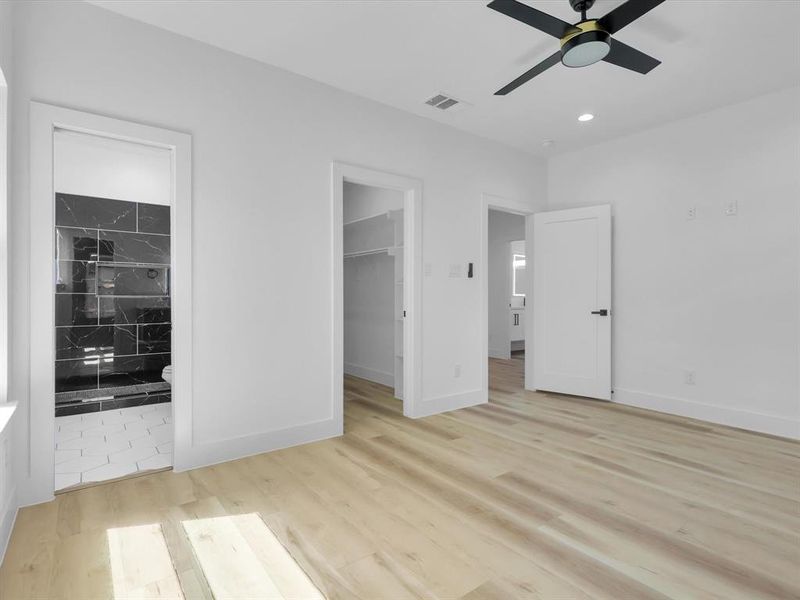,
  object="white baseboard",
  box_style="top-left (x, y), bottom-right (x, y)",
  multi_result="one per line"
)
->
top-left (0, 488), bottom-right (18, 568)
top-left (413, 388), bottom-right (486, 418)
top-left (488, 347), bottom-right (509, 360)
top-left (344, 363), bottom-right (394, 387)
top-left (613, 388), bottom-right (800, 439)
top-left (173, 417), bottom-right (341, 472)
